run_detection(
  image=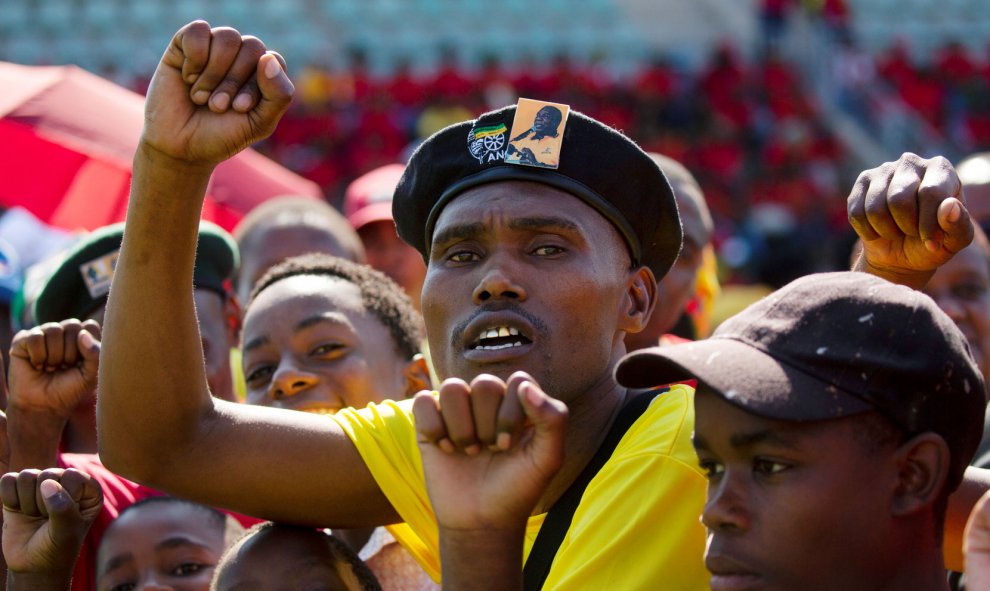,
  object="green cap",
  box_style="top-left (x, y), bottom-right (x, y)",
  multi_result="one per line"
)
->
top-left (33, 221), bottom-right (239, 324)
